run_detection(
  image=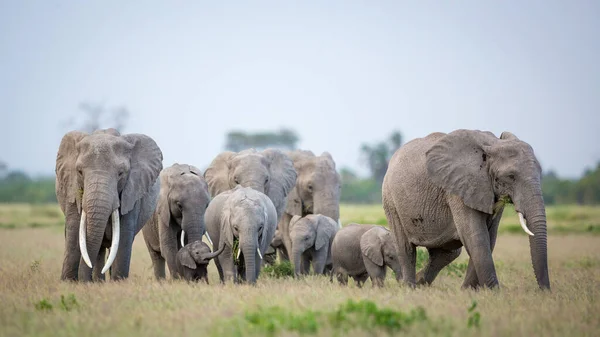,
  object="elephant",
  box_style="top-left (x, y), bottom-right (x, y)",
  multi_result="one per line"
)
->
top-left (142, 164), bottom-right (212, 280)
top-left (331, 224), bottom-right (402, 288)
top-left (204, 148), bottom-right (297, 223)
top-left (272, 150), bottom-right (342, 263)
top-left (205, 185), bottom-right (277, 284)
top-left (382, 129), bottom-right (550, 290)
top-left (288, 214), bottom-right (338, 277)
top-left (55, 128), bottom-right (163, 282)
top-left (175, 240), bottom-right (224, 283)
